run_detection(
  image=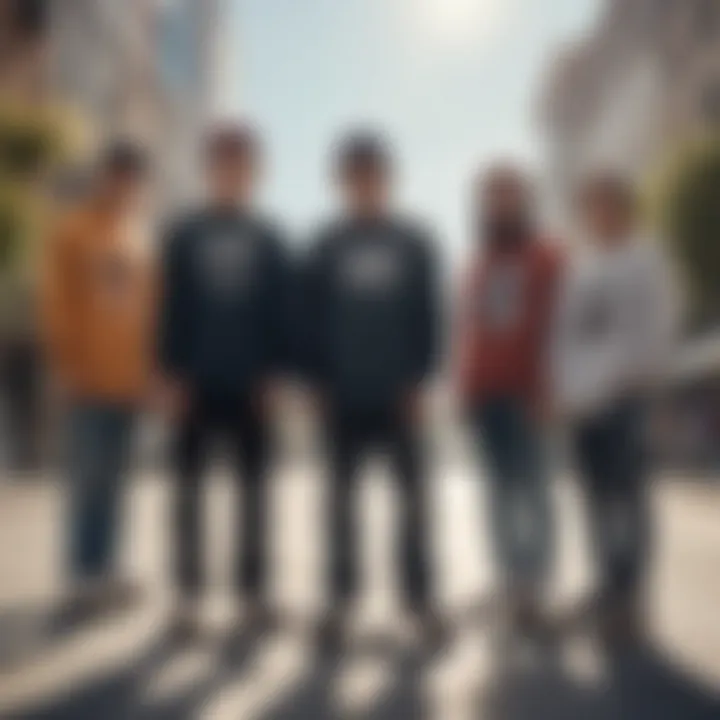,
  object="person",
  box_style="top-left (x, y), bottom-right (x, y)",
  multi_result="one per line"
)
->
top-left (455, 163), bottom-right (563, 639)
top-left (551, 173), bottom-right (677, 646)
top-left (300, 131), bottom-right (442, 651)
top-left (159, 124), bottom-right (290, 640)
top-left (41, 140), bottom-right (155, 617)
